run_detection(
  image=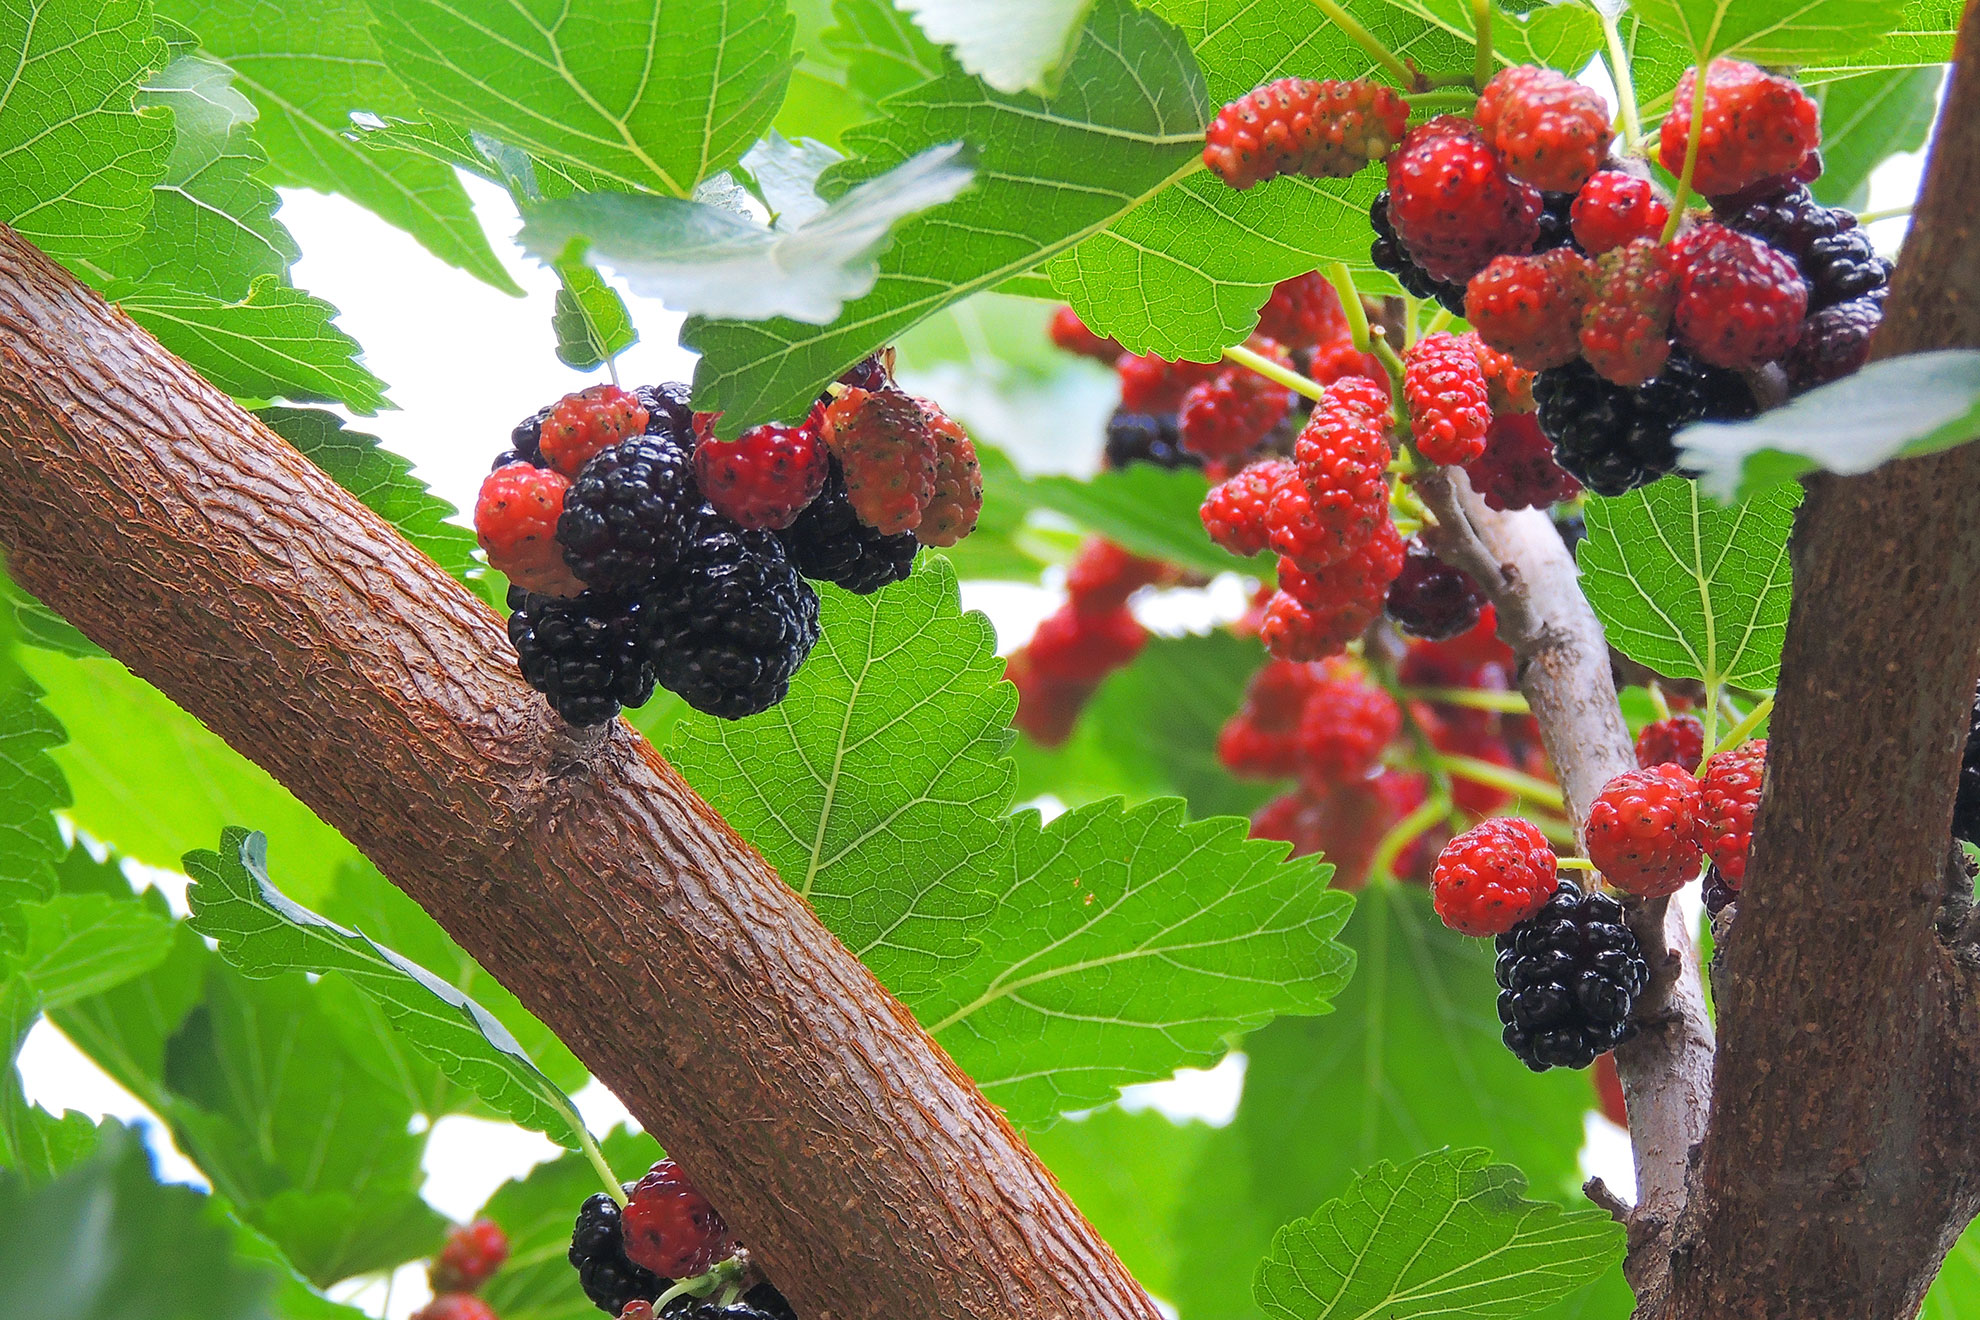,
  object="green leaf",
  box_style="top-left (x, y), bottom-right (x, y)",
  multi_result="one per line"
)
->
top-left (0, 1125), bottom-right (290, 1320)
top-left (1922, 1217), bottom-right (1980, 1319)
top-left (152, 0), bottom-right (522, 293)
top-left (1625, 0), bottom-right (1900, 64)
top-left (2, 979), bottom-right (104, 1182)
top-left (522, 142), bottom-right (975, 327)
top-left (115, 276), bottom-right (389, 413)
top-left (1579, 478), bottom-right (1800, 691)
top-left (669, 559), bottom-right (1015, 997)
top-left (682, 0), bottom-right (1206, 430)
top-left (0, 672), bottom-right (69, 952)
top-left (553, 263), bottom-right (638, 370)
top-left (0, 0), bottom-right (173, 261)
top-left (1681, 352), bottom-right (1980, 504)
top-left (1026, 1105), bottom-right (1213, 1303)
top-left (84, 52), bottom-right (299, 299)
top-left (895, 0), bottom-right (1096, 94)
top-left (1053, 0), bottom-right (1599, 358)
top-left (20, 648), bottom-right (360, 910)
top-left (1800, 0), bottom-right (1960, 82)
top-left (1016, 630), bottom-right (1278, 821)
top-left (822, 0), bottom-right (947, 107)
top-left (1168, 885), bottom-right (1599, 1320)
top-left (475, 1127), bottom-right (665, 1320)
top-left (1810, 66), bottom-right (1943, 207)
top-left (258, 406), bottom-right (480, 585)
top-left (186, 828), bottom-right (590, 1149)
top-left (0, 893), bottom-right (175, 1010)
top-left (367, 0), bottom-right (797, 198)
top-left (0, 574), bottom-right (103, 659)
top-left (1254, 1148), bottom-right (1624, 1320)
top-left (161, 963), bottom-right (446, 1283)
top-left (924, 799), bottom-right (1354, 1126)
